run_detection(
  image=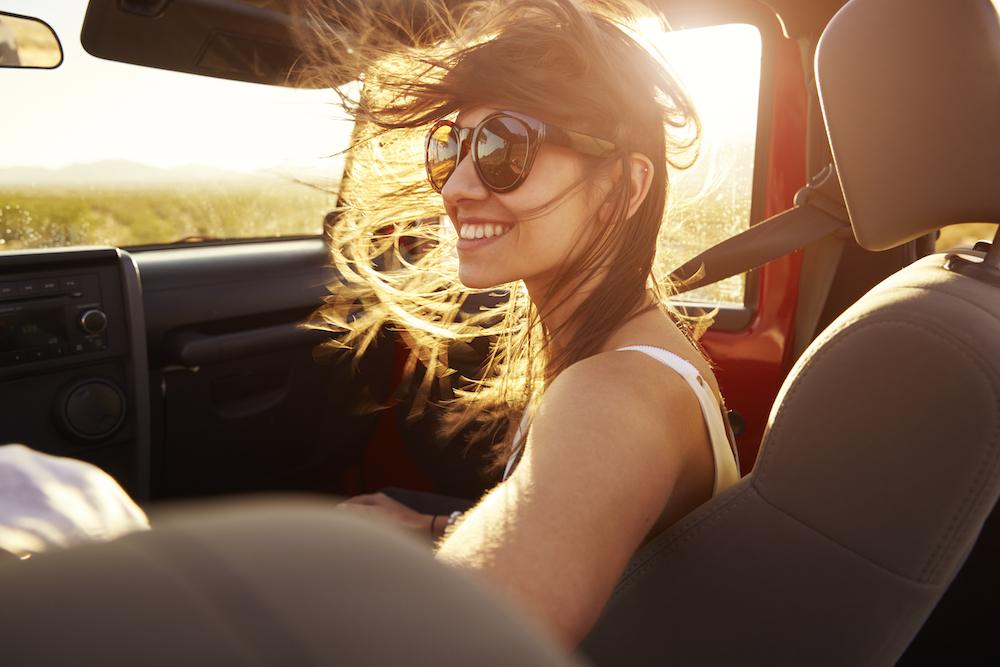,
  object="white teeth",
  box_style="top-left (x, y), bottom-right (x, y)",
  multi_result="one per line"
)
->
top-left (459, 223), bottom-right (509, 240)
